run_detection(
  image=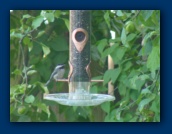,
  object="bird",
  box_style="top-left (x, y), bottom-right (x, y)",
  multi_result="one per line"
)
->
top-left (45, 64), bottom-right (65, 86)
